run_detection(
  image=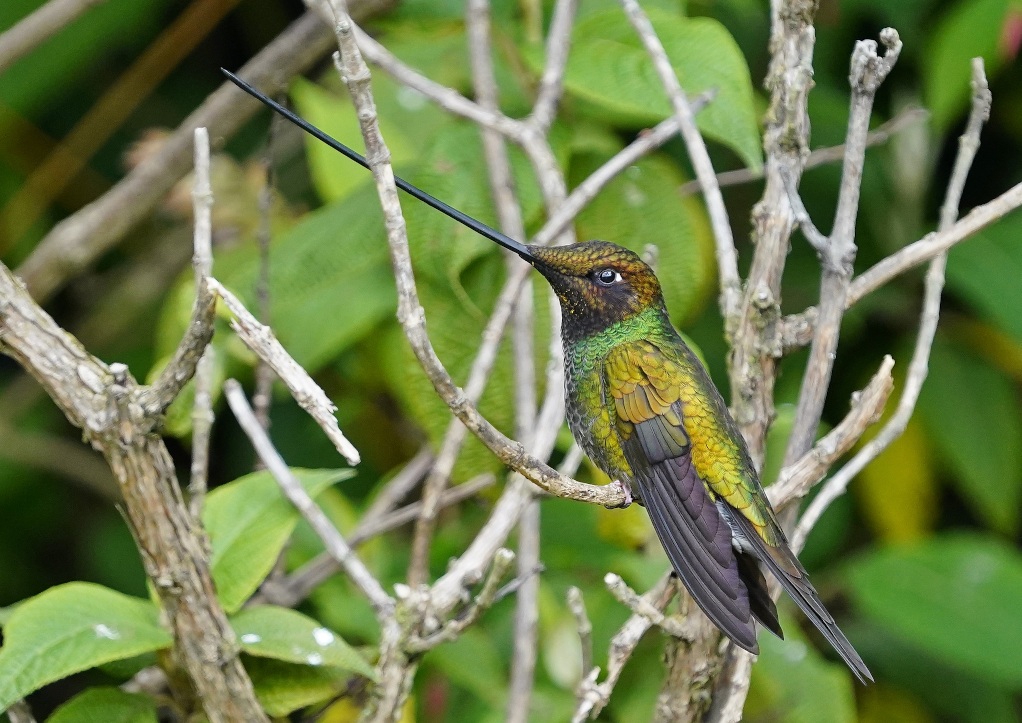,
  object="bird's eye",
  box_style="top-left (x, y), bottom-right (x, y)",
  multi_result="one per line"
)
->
top-left (594, 269), bottom-right (621, 286)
